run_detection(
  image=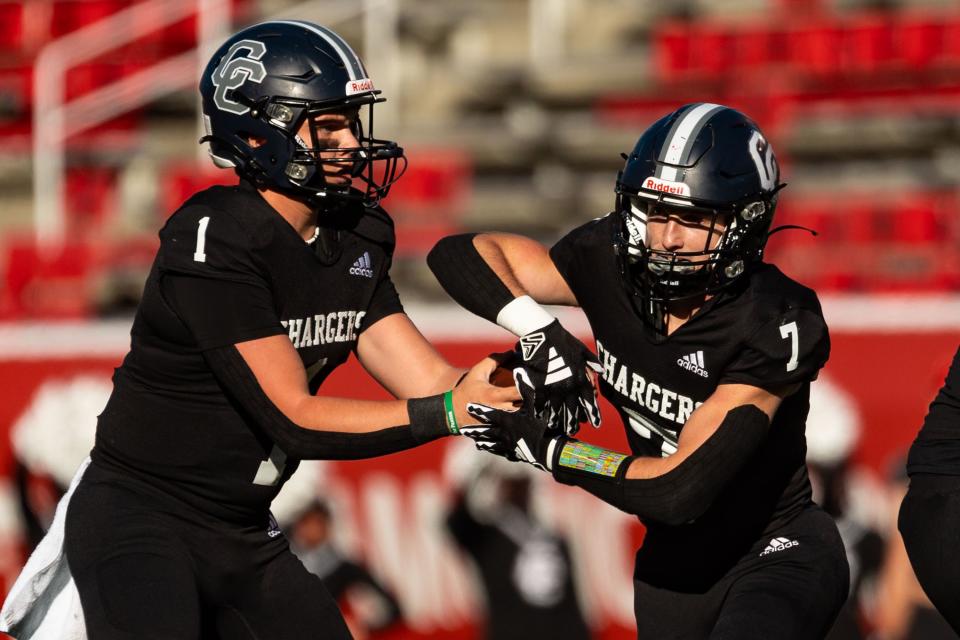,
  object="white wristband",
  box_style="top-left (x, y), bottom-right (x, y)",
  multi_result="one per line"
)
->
top-left (496, 295), bottom-right (555, 337)
top-left (545, 437), bottom-right (560, 472)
